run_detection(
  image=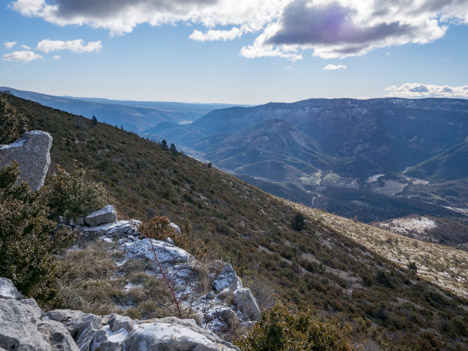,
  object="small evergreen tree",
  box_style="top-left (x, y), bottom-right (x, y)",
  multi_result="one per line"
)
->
top-left (161, 139), bottom-right (168, 150)
top-left (0, 162), bottom-right (75, 305)
top-left (408, 261), bottom-right (418, 274)
top-left (169, 143), bottom-right (178, 155)
top-left (291, 212), bottom-right (306, 231)
top-left (91, 115), bottom-right (98, 125)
